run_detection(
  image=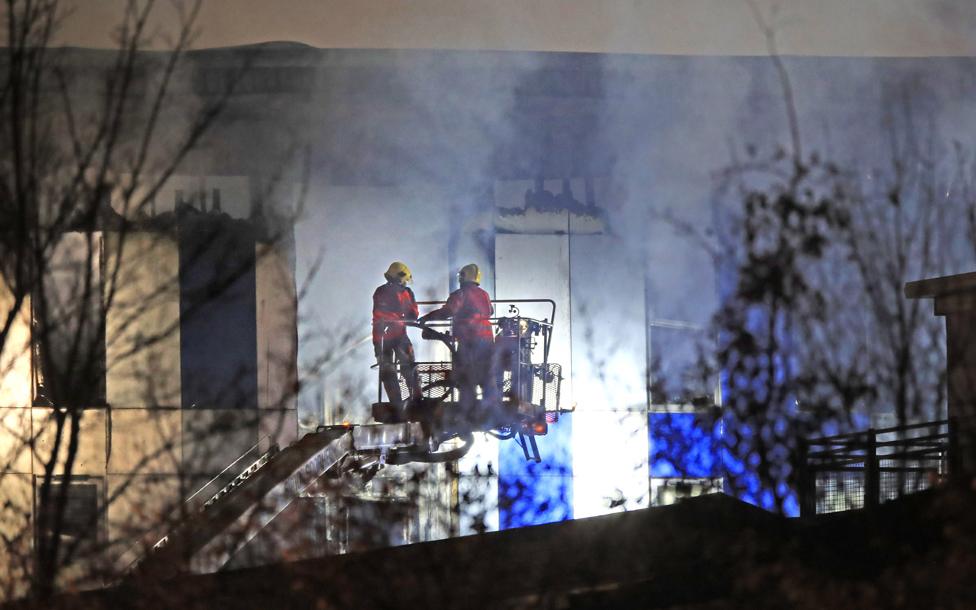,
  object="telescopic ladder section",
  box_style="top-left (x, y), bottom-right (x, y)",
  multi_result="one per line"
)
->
top-left (129, 423), bottom-right (431, 580)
